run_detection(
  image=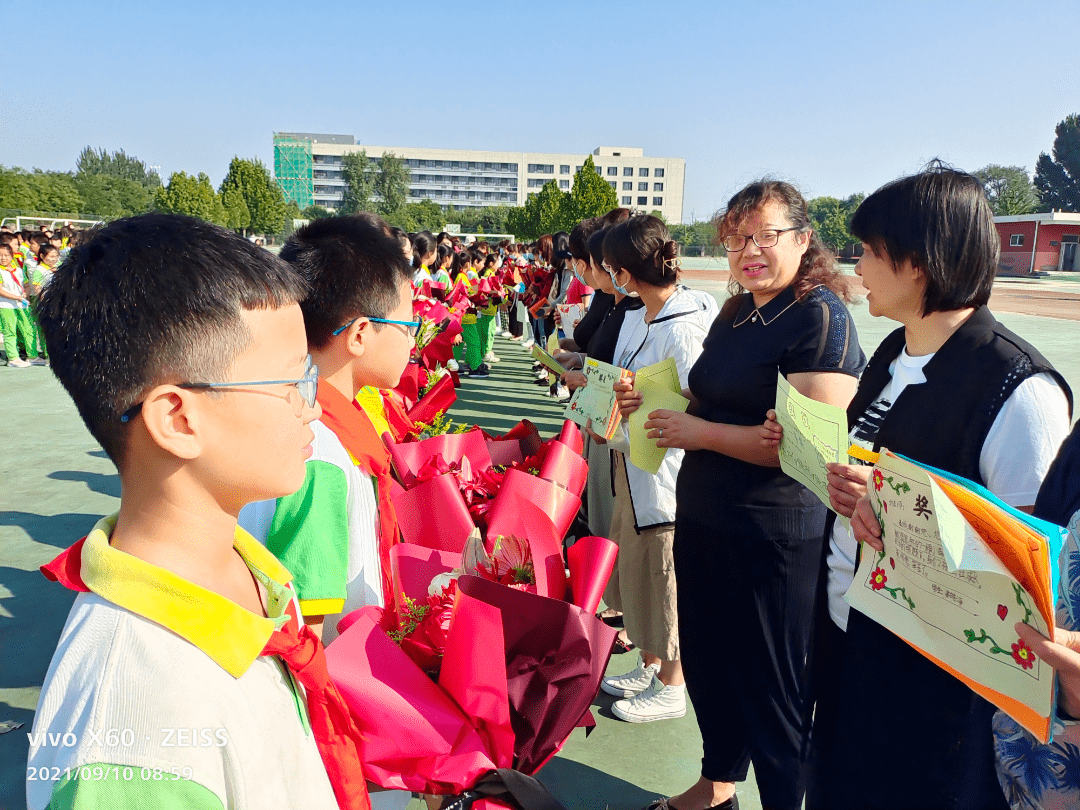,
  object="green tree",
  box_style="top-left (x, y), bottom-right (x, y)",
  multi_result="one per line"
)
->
top-left (340, 150), bottom-right (374, 214)
top-left (25, 171), bottom-right (83, 216)
top-left (76, 147), bottom-right (161, 190)
top-left (219, 157), bottom-right (286, 235)
top-left (154, 171), bottom-right (226, 225)
top-left (301, 205), bottom-right (333, 220)
top-left (973, 165), bottom-right (1038, 216)
top-left (1034, 114), bottom-right (1080, 212)
top-left (221, 184), bottom-right (251, 233)
top-left (808, 196), bottom-right (851, 253)
top-left (73, 174), bottom-right (152, 218)
top-left (375, 152), bottom-right (410, 217)
top-left (565, 156), bottom-right (618, 224)
top-left (0, 166), bottom-right (40, 212)
top-left (530, 180), bottom-right (569, 237)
